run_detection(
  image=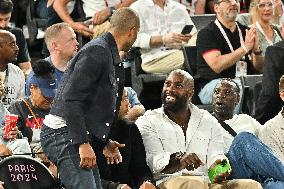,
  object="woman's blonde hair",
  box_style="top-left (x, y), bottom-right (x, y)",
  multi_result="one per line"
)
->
top-left (249, 0), bottom-right (281, 24)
